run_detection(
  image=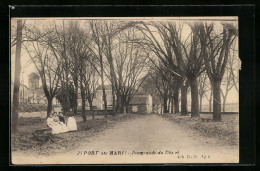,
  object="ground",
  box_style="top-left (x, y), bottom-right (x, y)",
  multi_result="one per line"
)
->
top-left (12, 113), bottom-right (239, 164)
